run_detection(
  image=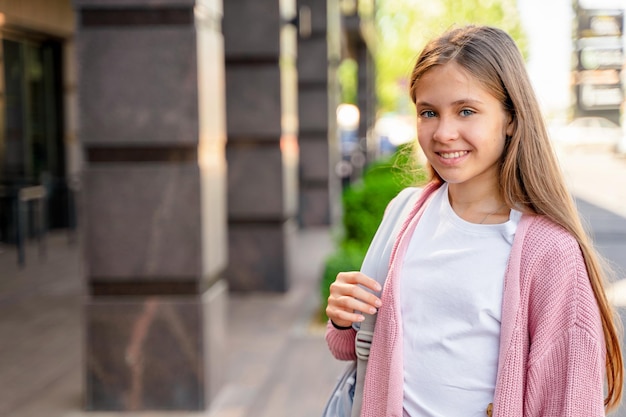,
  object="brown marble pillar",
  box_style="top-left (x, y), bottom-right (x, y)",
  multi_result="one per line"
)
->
top-left (356, 41), bottom-right (377, 162)
top-left (342, 4), bottom-right (377, 166)
top-left (223, 0), bottom-right (299, 292)
top-left (297, 0), bottom-right (342, 228)
top-left (74, 0), bottom-right (227, 410)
